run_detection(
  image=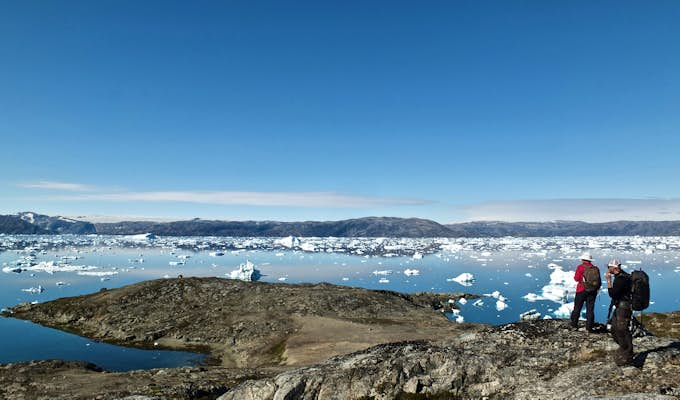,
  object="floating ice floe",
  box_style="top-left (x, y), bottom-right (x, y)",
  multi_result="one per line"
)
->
top-left (495, 300), bottom-right (508, 311)
top-left (77, 271), bottom-right (119, 277)
top-left (472, 299), bottom-right (484, 307)
top-left (2, 266), bottom-right (23, 273)
top-left (55, 281), bottom-right (66, 286)
top-left (525, 264), bottom-right (577, 304)
top-left (447, 273), bottom-right (475, 286)
top-left (28, 262), bottom-right (99, 274)
top-left (522, 293), bottom-right (543, 302)
top-left (486, 290), bottom-right (507, 301)
top-left (126, 233), bottom-right (156, 242)
top-left (553, 302), bottom-right (574, 318)
top-left (372, 270), bottom-right (393, 276)
top-left (412, 252), bottom-right (423, 260)
top-left (450, 309), bottom-right (464, 323)
top-left (227, 260), bottom-right (260, 281)
top-left (300, 242), bottom-right (316, 252)
top-left (21, 285), bottom-right (44, 294)
top-left (378, 278), bottom-right (390, 284)
top-left (519, 309), bottom-right (541, 320)
top-left (458, 297), bottom-right (467, 305)
top-left (209, 251), bottom-right (225, 257)
top-left (276, 236), bottom-right (300, 249)
top-left (168, 261), bottom-right (185, 266)
top-left (403, 269), bottom-right (420, 276)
